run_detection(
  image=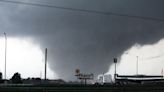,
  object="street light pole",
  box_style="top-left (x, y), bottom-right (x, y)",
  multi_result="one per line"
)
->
top-left (4, 32), bottom-right (7, 80)
top-left (114, 58), bottom-right (117, 81)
